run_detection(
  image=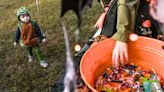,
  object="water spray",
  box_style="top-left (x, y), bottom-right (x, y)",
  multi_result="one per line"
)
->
top-left (61, 21), bottom-right (77, 92)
